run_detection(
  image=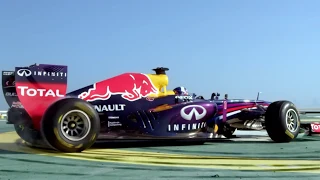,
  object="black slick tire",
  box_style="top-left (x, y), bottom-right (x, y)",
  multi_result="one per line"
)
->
top-left (221, 124), bottom-right (236, 139)
top-left (10, 108), bottom-right (45, 147)
top-left (41, 98), bottom-right (100, 153)
top-left (265, 100), bottom-right (300, 143)
top-left (14, 124), bottom-right (44, 146)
